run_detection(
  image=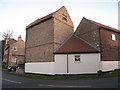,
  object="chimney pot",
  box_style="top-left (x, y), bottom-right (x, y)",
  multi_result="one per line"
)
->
top-left (18, 35), bottom-right (22, 41)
